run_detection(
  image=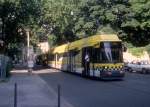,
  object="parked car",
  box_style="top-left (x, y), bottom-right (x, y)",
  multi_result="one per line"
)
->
top-left (126, 60), bottom-right (150, 74)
